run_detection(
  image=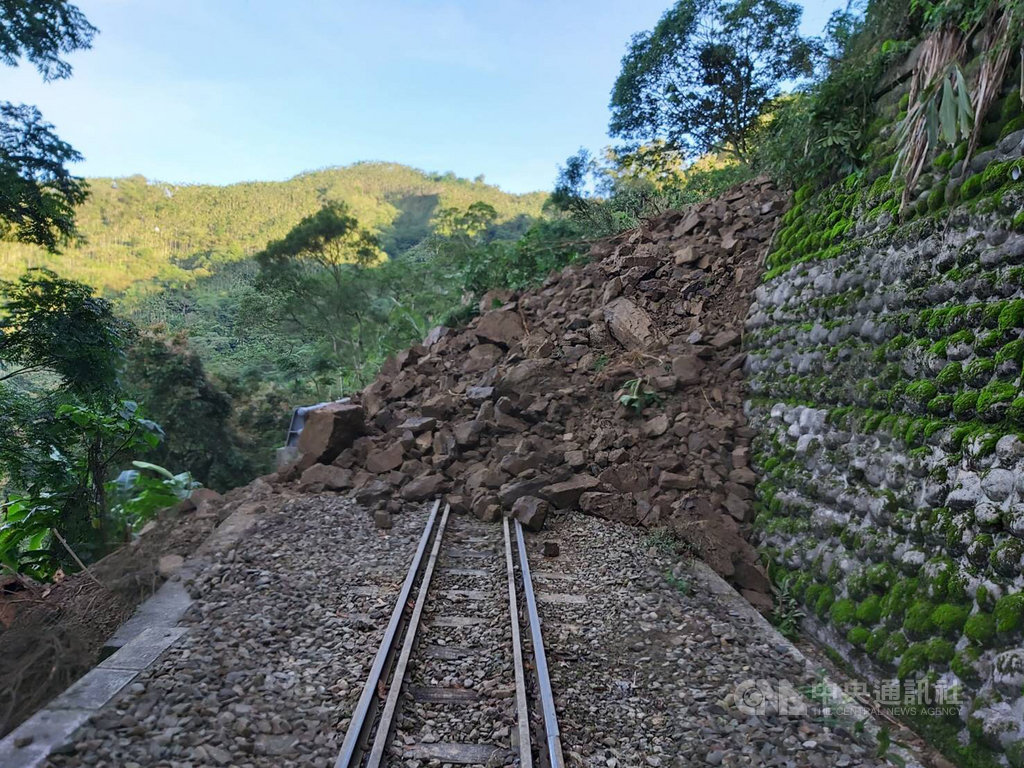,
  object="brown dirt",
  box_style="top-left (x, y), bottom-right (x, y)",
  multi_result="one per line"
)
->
top-left (0, 499), bottom-right (222, 736)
